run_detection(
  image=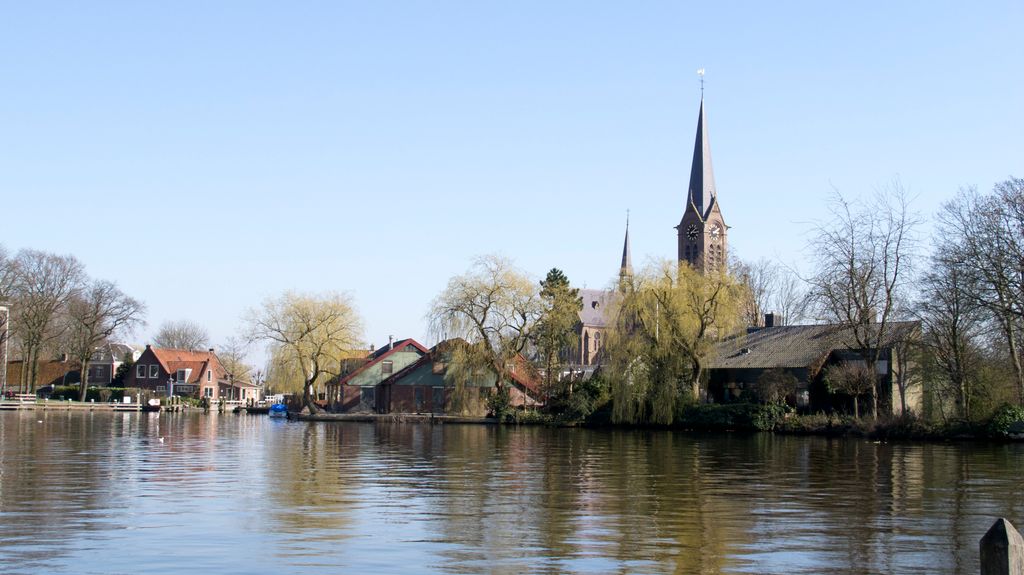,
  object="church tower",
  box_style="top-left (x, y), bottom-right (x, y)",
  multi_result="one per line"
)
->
top-left (676, 98), bottom-right (727, 272)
